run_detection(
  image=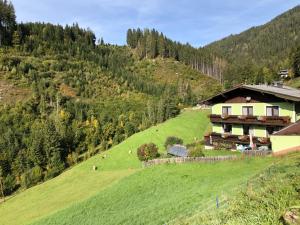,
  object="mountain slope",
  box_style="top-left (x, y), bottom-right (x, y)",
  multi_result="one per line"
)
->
top-left (206, 5), bottom-right (300, 68)
top-left (0, 110), bottom-right (210, 225)
top-left (171, 153), bottom-right (300, 225)
top-left (32, 157), bottom-right (274, 225)
top-left (0, 19), bottom-right (222, 200)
